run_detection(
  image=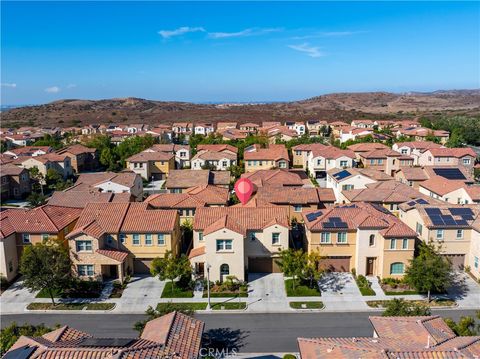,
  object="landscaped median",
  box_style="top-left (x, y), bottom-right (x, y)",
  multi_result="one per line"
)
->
top-left (27, 302), bottom-right (116, 311)
top-left (289, 301), bottom-right (324, 310)
top-left (156, 301), bottom-right (247, 311)
top-left (366, 299), bottom-right (456, 309)
top-left (353, 274), bottom-right (376, 296)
